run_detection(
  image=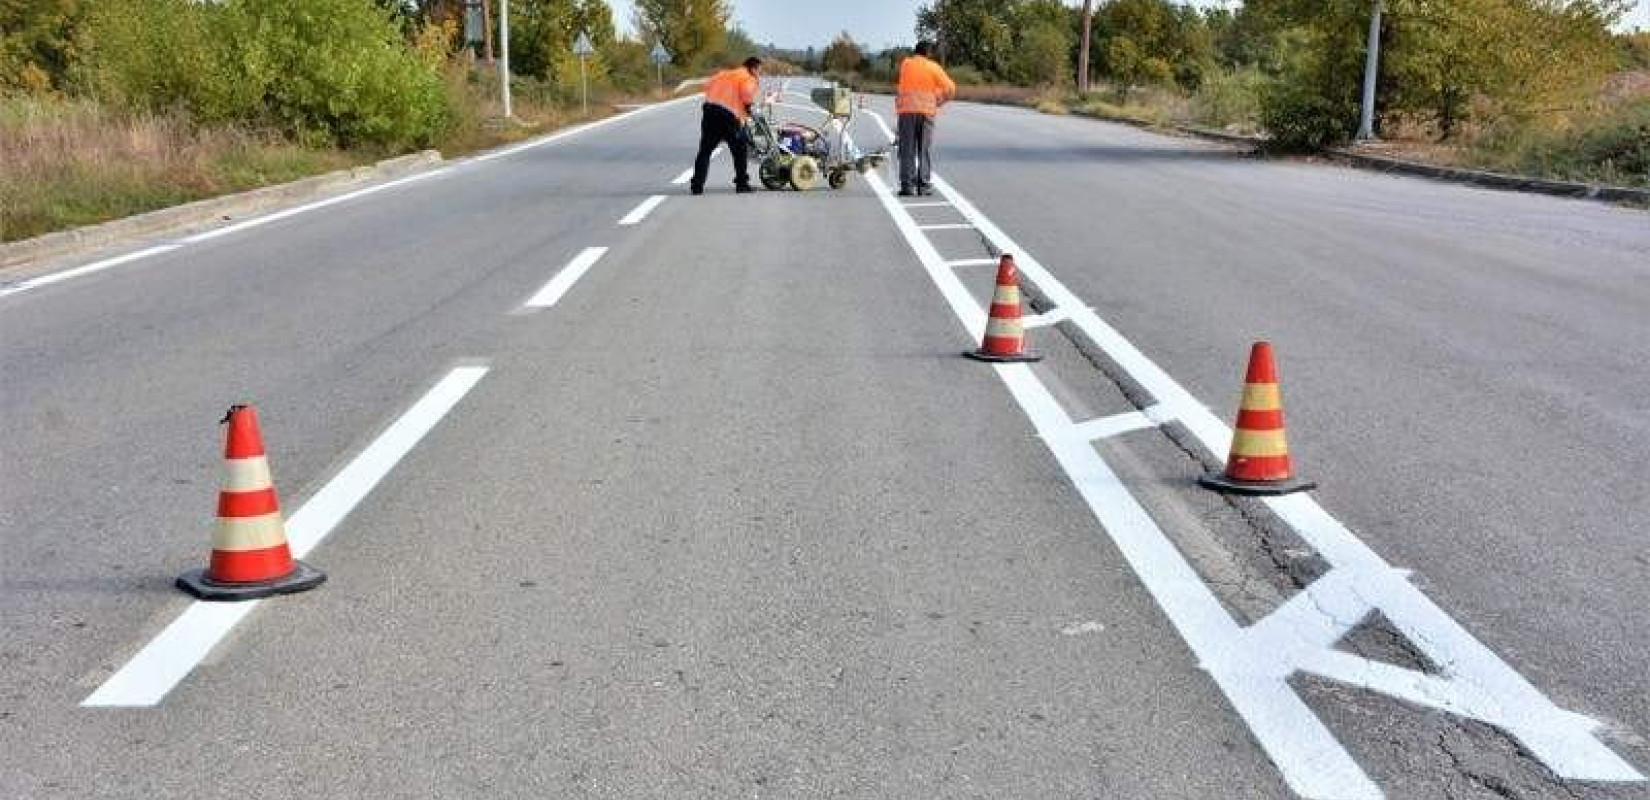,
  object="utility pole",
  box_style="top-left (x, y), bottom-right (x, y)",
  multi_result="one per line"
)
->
top-left (1356, 0), bottom-right (1383, 141)
top-left (1078, 0), bottom-right (1094, 95)
top-left (498, 0), bottom-right (512, 118)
